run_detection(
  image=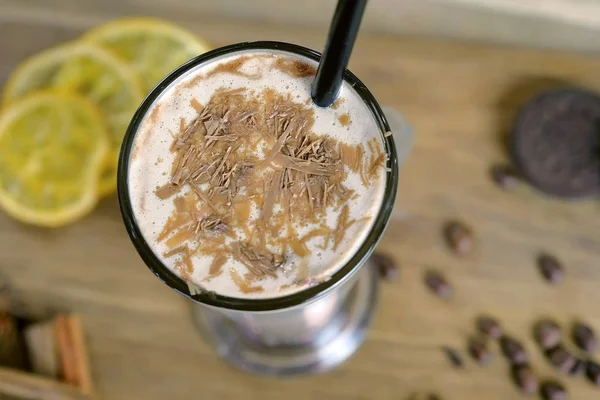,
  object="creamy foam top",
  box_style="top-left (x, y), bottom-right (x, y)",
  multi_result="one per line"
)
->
top-left (128, 49), bottom-right (387, 299)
